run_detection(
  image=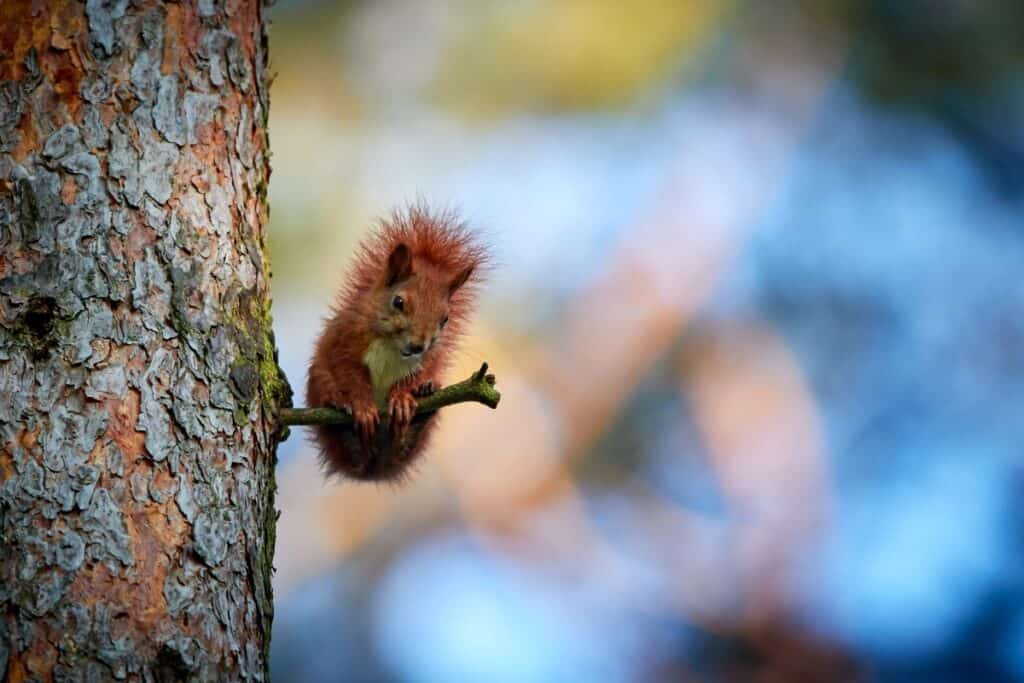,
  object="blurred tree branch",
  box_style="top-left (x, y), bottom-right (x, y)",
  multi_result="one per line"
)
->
top-left (279, 362), bottom-right (501, 426)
